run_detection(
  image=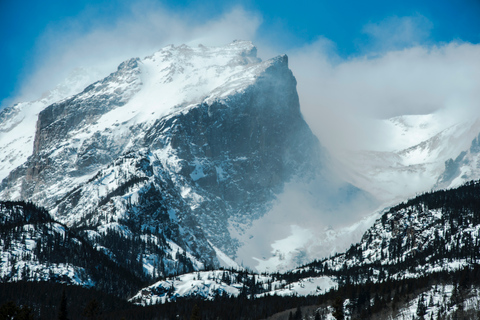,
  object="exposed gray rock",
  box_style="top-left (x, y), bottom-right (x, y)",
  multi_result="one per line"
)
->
top-left (436, 131), bottom-right (480, 189)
